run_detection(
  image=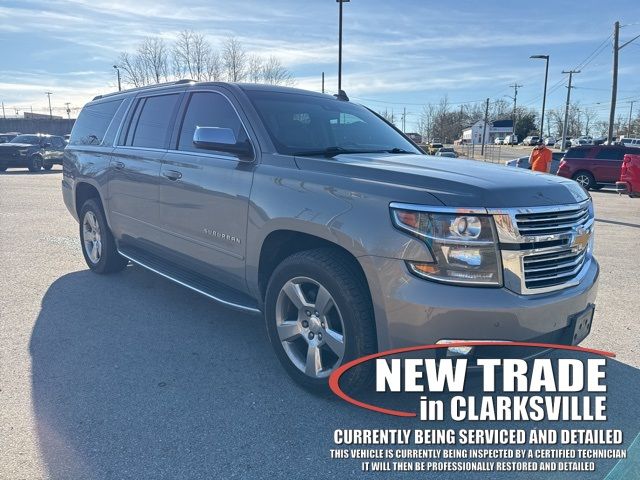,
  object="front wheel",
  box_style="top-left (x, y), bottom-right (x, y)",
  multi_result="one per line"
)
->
top-left (43, 162), bottom-right (53, 171)
top-left (28, 156), bottom-right (42, 172)
top-left (79, 199), bottom-right (128, 274)
top-left (265, 248), bottom-right (377, 392)
top-left (573, 171), bottom-right (595, 190)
